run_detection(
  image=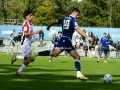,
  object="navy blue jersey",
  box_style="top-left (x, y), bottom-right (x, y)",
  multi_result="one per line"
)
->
top-left (56, 15), bottom-right (79, 40)
top-left (100, 37), bottom-right (110, 49)
top-left (52, 36), bottom-right (61, 47)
